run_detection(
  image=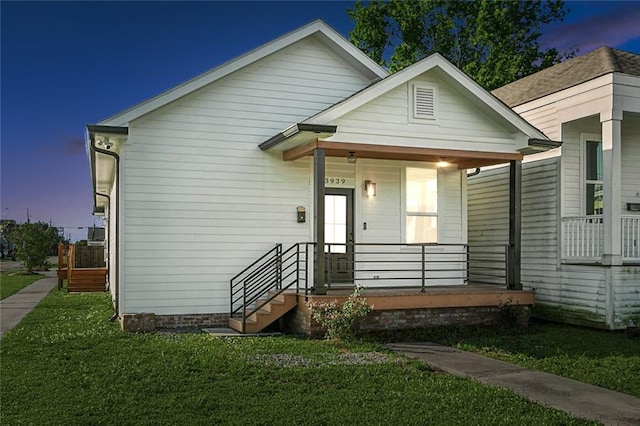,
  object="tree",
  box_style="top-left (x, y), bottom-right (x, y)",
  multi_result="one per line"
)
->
top-left (9, 222), bottom-right (60, 272)
top-left (1, 220), bottom-right (18, 260)
top-left (348, 0), bottom-right (573, 90)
